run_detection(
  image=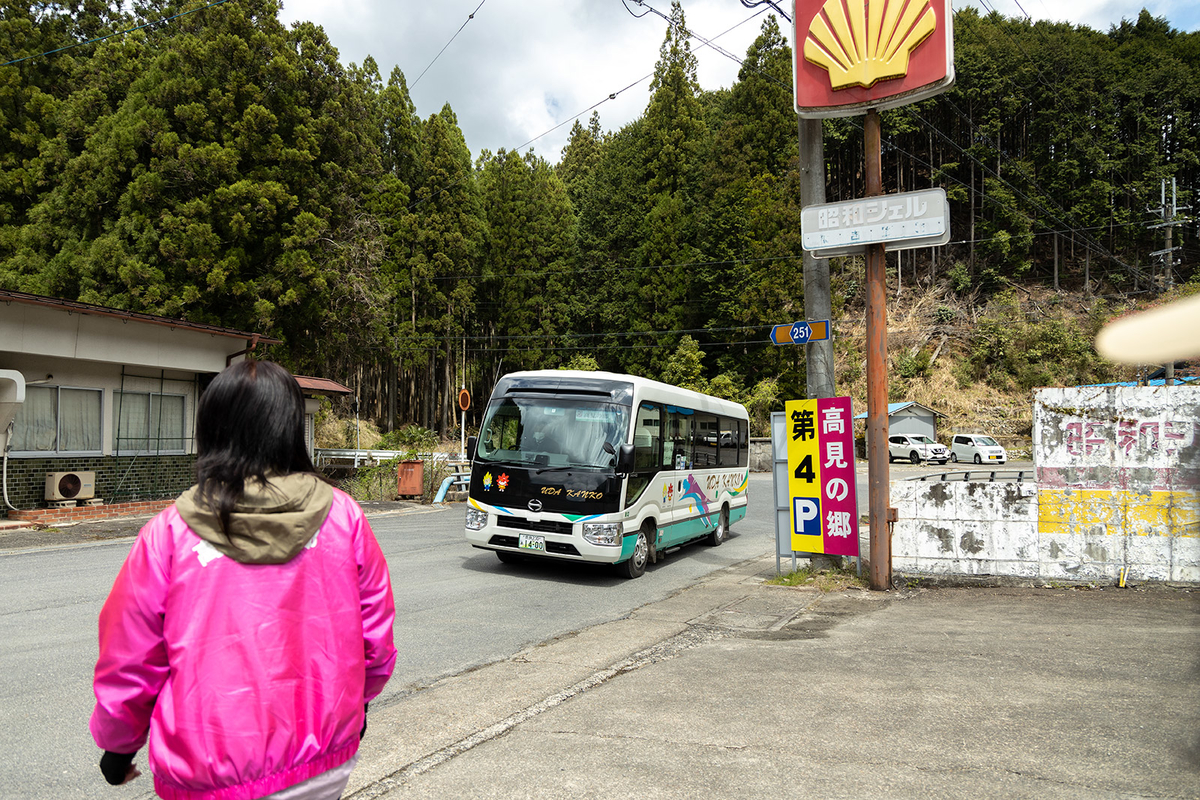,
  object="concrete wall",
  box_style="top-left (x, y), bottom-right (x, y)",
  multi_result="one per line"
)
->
top-left (749, 438), bottom-right (772, 472)
top-left (1035, 386), bottom-right (1199, 582)
top-left (893, 481), bottom-right (1041, 578)
top-left (891, 386), bottom-right (1199, 584)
